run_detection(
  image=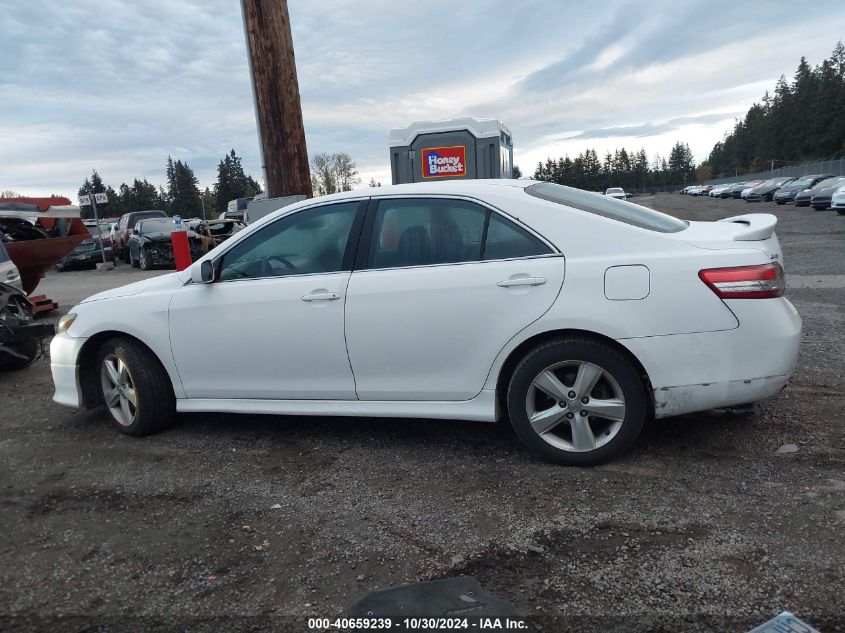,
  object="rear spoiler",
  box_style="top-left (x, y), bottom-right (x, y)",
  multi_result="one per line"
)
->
top-left (717, 213), bottom-right (777, 241)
